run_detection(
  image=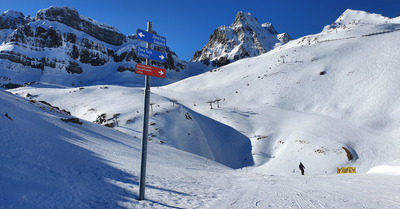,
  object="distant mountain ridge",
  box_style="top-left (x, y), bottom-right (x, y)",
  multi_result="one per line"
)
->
top-left (0, 6), bottom-right (187, 88)
top-left (191, 11), bottom-right (292, 67)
